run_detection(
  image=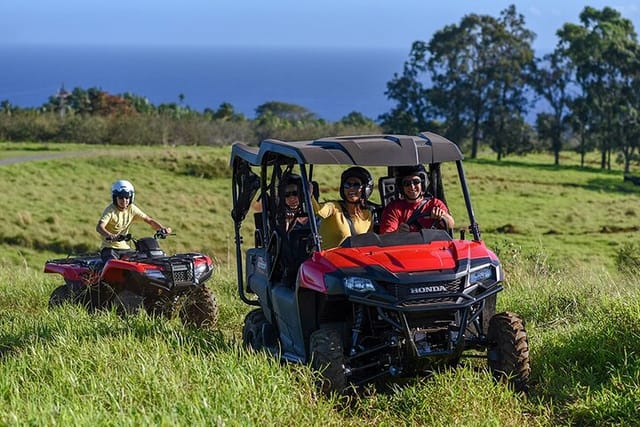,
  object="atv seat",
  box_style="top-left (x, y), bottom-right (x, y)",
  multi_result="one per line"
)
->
top-left (135, 237), bottom-right (166, 258)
